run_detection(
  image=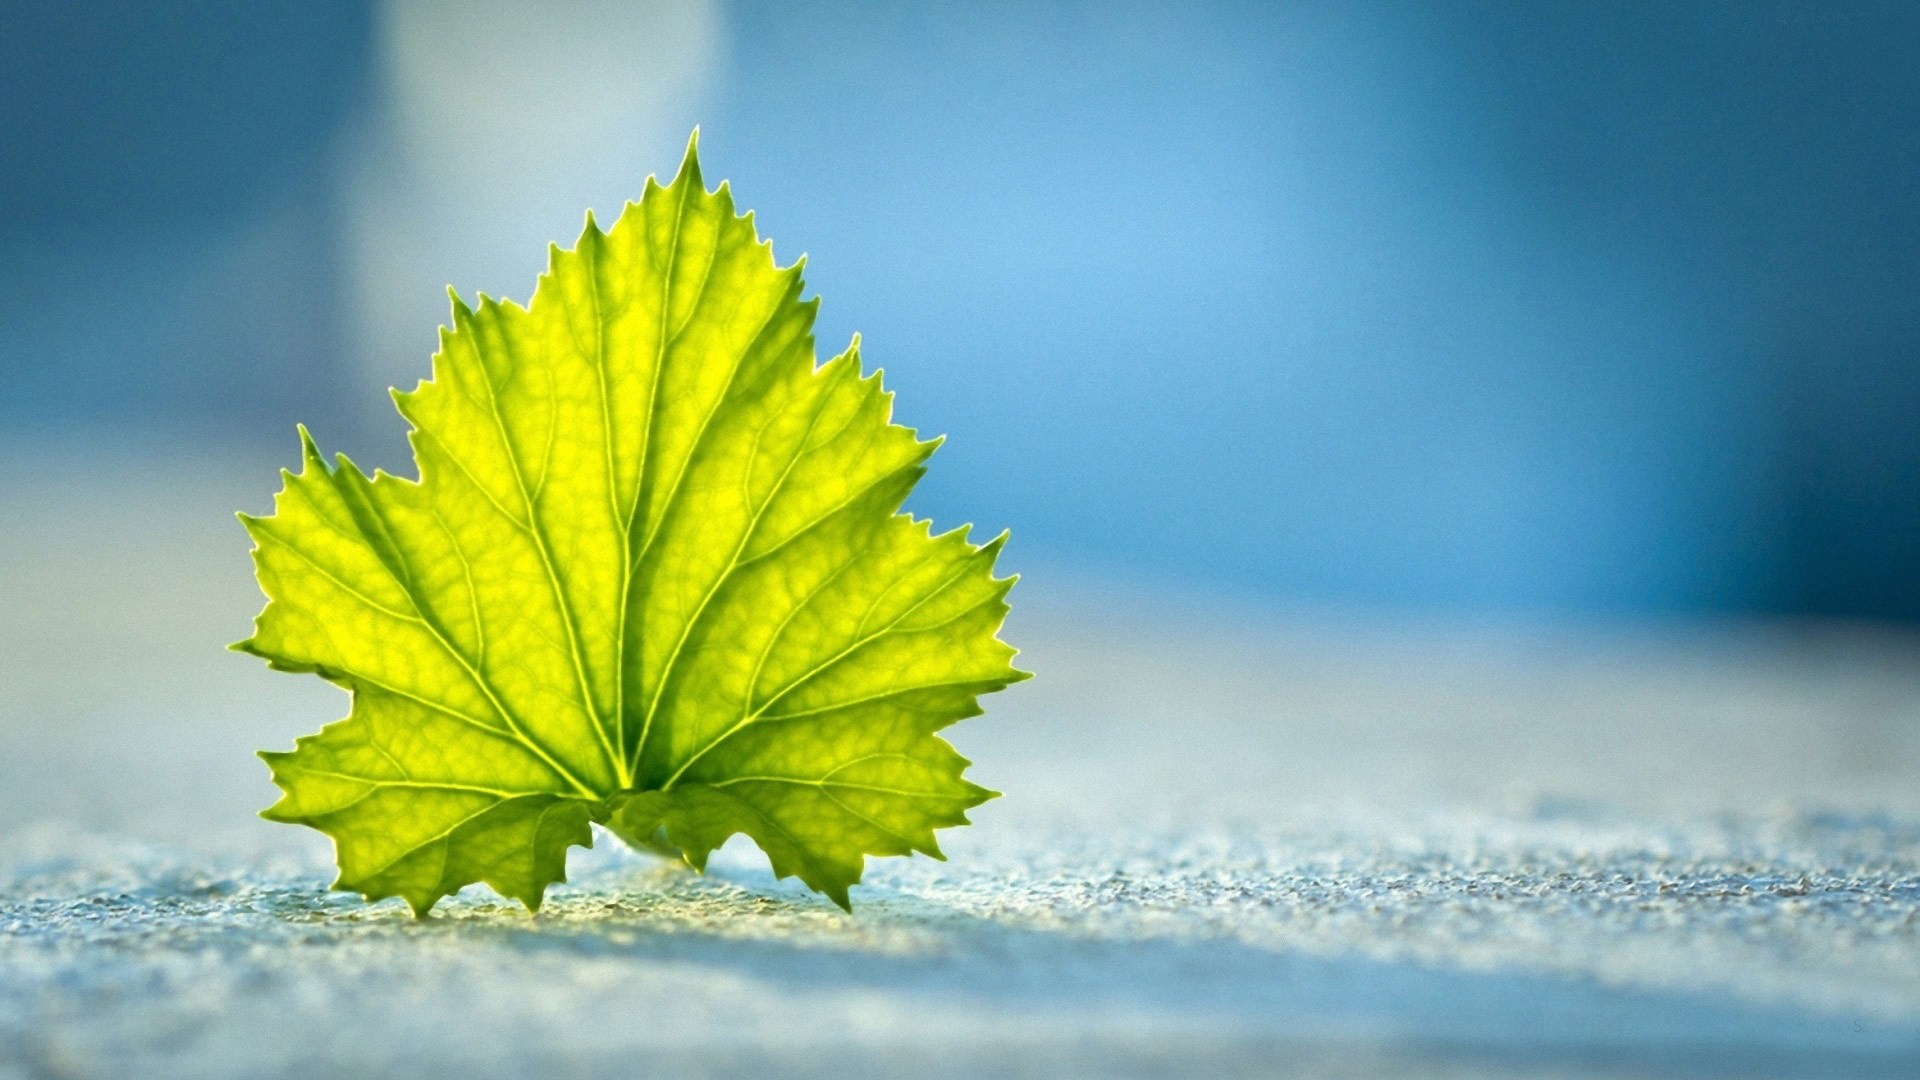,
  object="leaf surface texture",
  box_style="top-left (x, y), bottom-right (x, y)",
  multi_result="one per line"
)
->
top-left (241, 138), bottom-right (1024, 914)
